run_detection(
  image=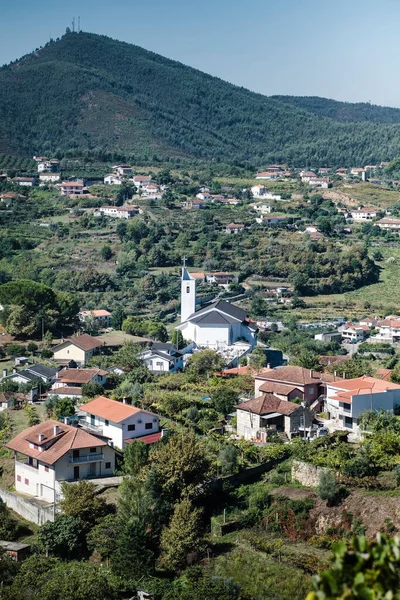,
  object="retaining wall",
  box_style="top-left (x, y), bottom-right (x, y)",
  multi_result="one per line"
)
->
top-left (0, 488), bottom-right (55, 525)
top-left (291, 460), bottom-right (332, 487)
